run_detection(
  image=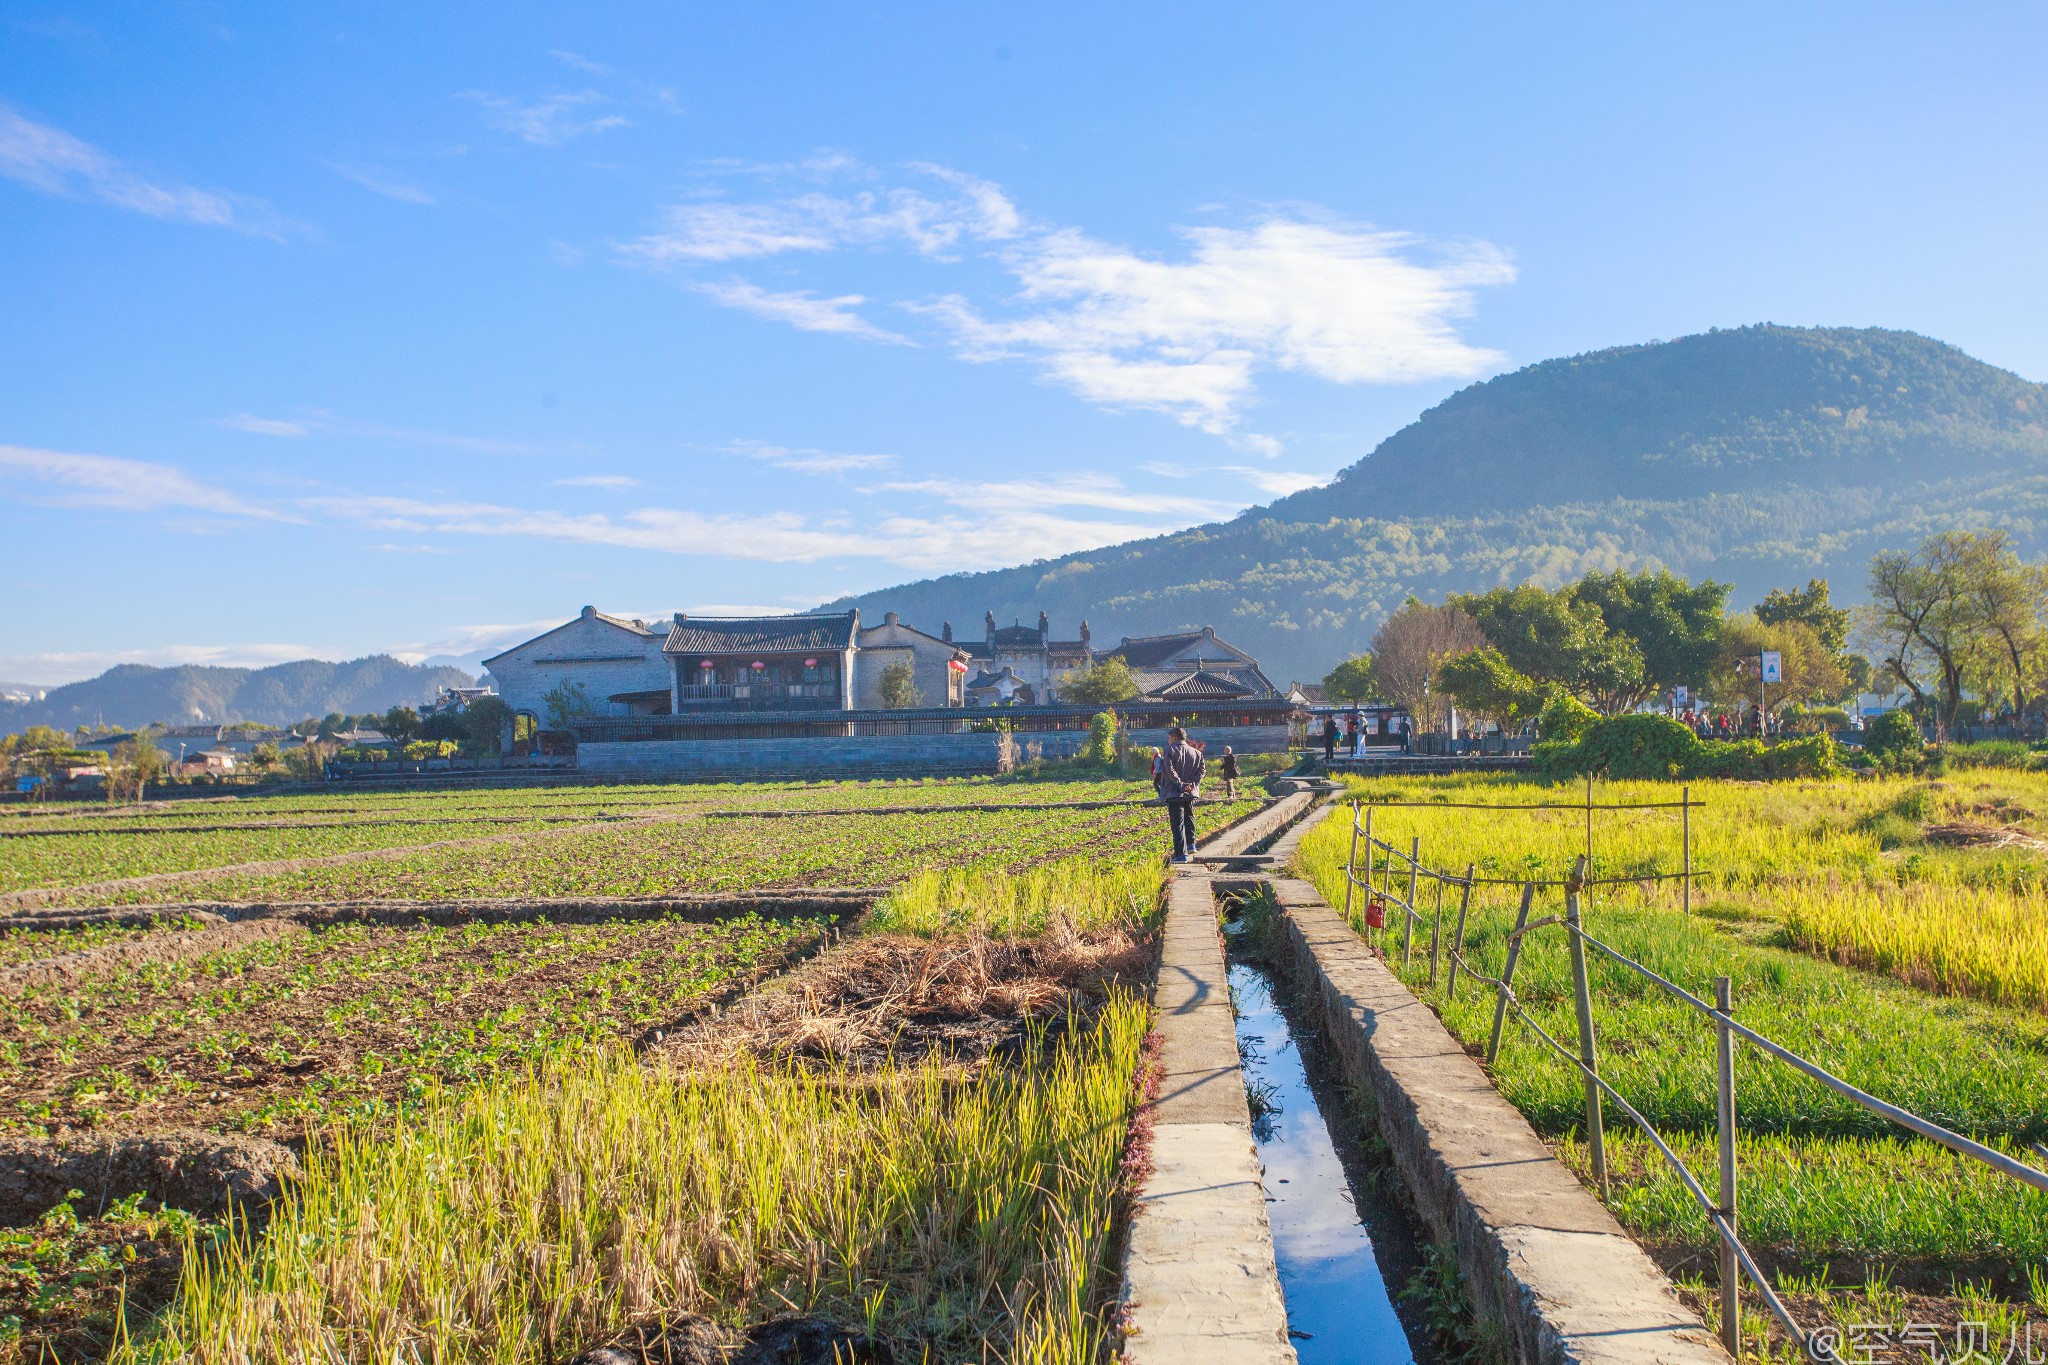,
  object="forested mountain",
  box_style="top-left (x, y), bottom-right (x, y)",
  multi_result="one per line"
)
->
top-left (0, 656), bottom-right (477, 735)
top-left (830, 326), bottom-right (2048, 683)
